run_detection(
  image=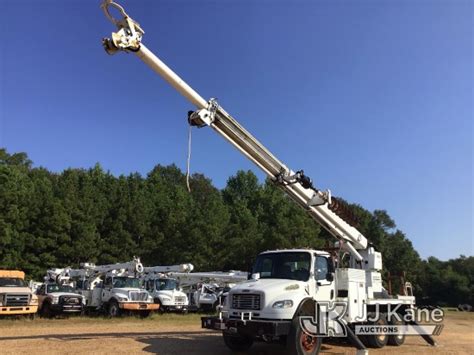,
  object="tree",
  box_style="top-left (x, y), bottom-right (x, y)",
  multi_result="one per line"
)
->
top-left (0, 147), bottom-right (471, 307)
